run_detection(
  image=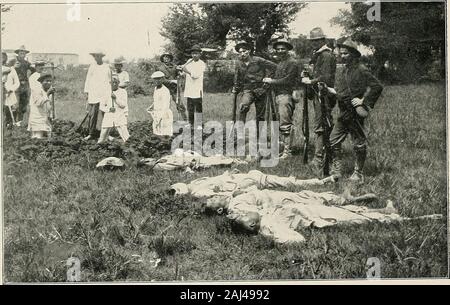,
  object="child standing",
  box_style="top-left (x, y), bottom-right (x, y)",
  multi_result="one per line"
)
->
top-left (147, 71), bottom-right (173, 136)
top-left (27, 73), bottom-right (55, 138)
top-left (98, 76), bottom-right (129, 143)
